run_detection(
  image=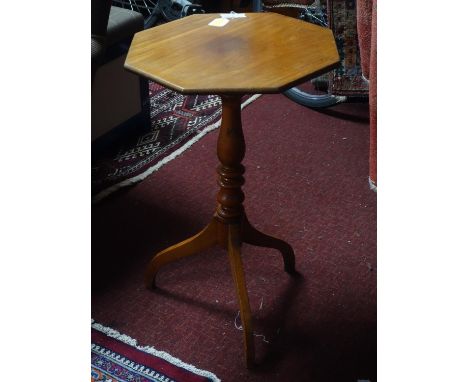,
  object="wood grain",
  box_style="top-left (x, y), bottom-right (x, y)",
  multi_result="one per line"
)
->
top-left (125, 12), bottom-right (339, 94)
